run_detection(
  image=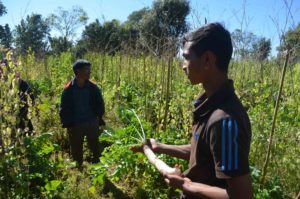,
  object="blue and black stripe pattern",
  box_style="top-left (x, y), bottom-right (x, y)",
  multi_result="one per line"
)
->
top-left (221, 118), bottom-right (239, 171)
top-left (194, 131), bottom-right (200, 141)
